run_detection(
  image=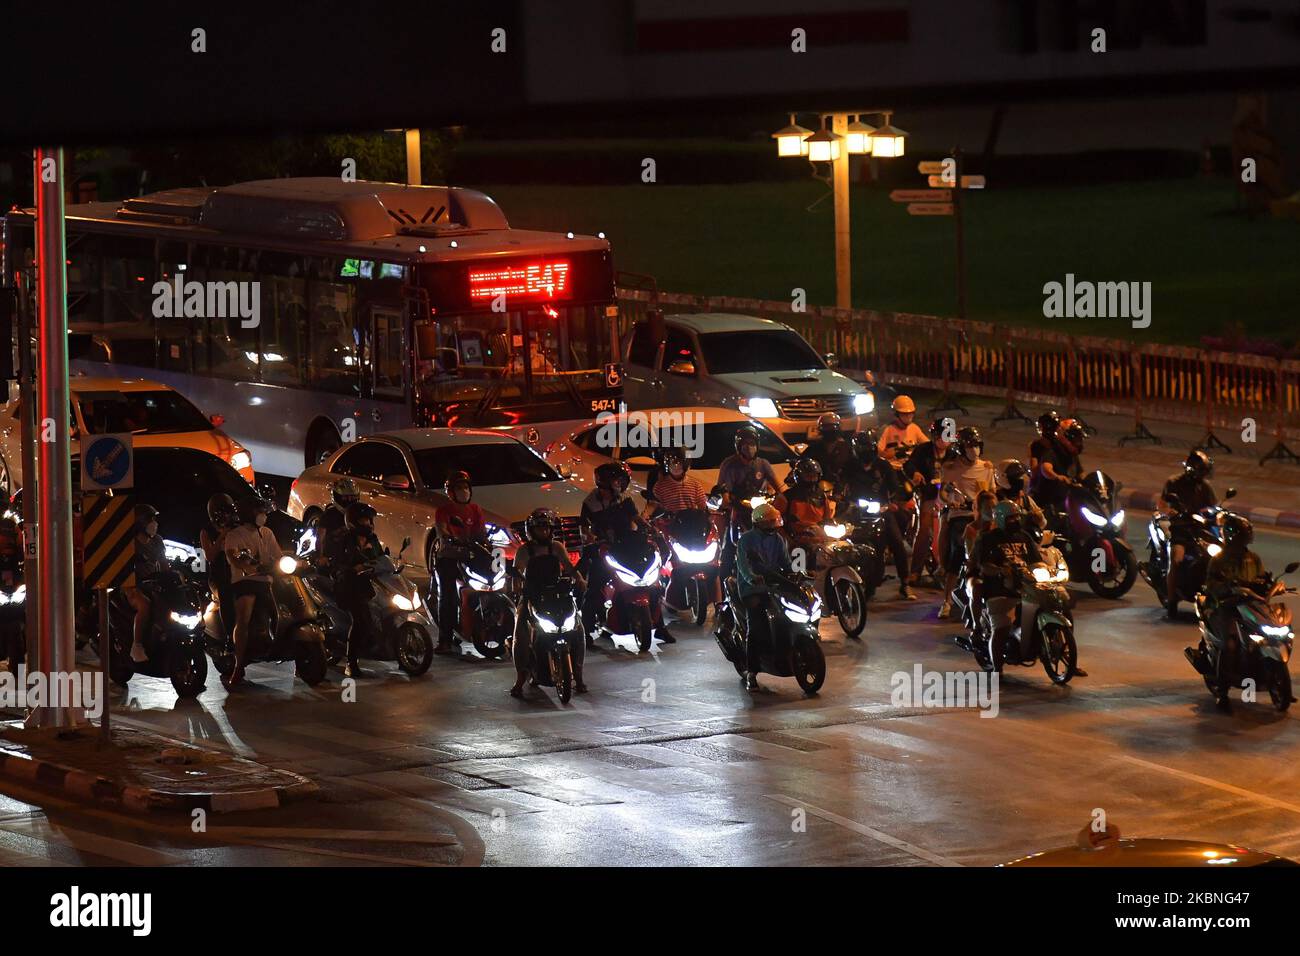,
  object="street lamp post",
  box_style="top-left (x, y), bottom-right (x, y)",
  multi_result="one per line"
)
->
top-left (773, 110), bottom-right (908, 310)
